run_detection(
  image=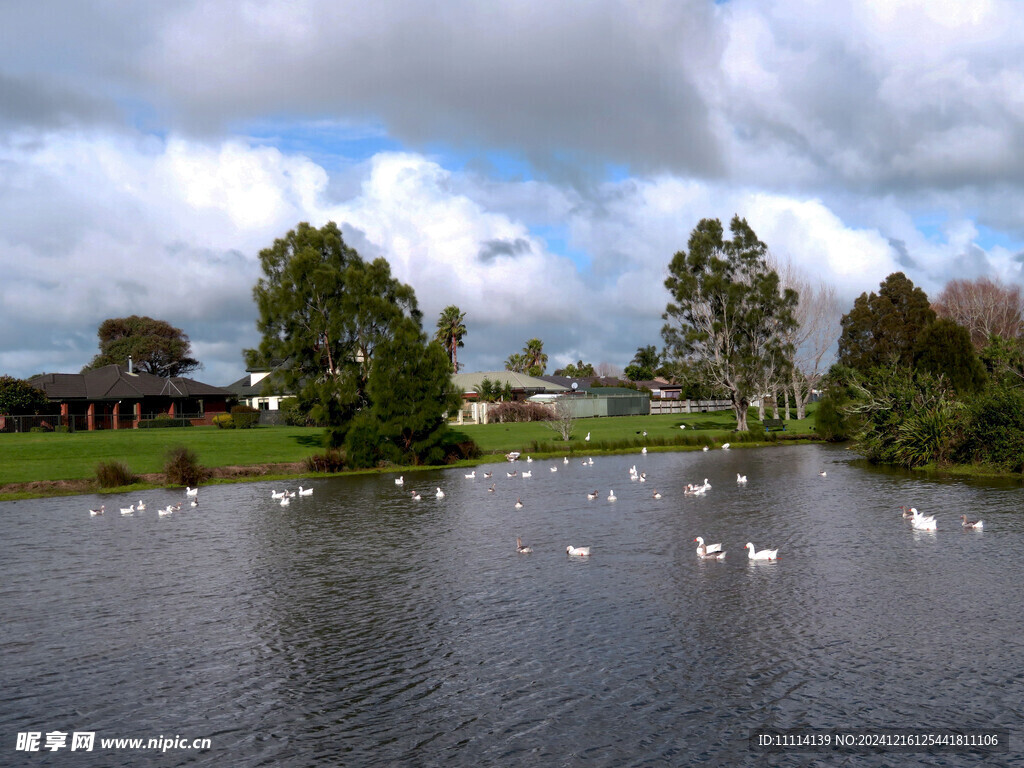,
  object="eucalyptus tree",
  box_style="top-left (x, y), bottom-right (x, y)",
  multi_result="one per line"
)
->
top-left (662, 216), bottom-right (798, 431)
top-left (246, 221), bottom-right (421, 445)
